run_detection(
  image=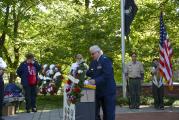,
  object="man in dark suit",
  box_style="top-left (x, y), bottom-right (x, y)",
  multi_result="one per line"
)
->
top-left (86, 45), bottom-right (116, 120)
top-left (16, 53), bottom-right (41, 113)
